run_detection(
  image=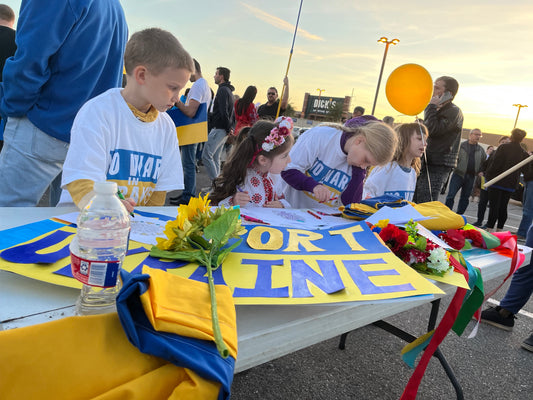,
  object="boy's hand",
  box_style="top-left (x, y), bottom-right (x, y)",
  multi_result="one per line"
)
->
top-left (312, 185), bottom-right (332, 203)
top-left (233, 191), bottom-right (251, 207)
top-left (120, 198), bottom-right (136, 213)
